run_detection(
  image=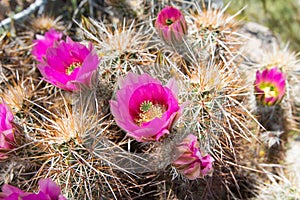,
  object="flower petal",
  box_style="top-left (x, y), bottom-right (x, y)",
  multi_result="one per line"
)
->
top-left (38, 178), bottom-right (61, 200)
